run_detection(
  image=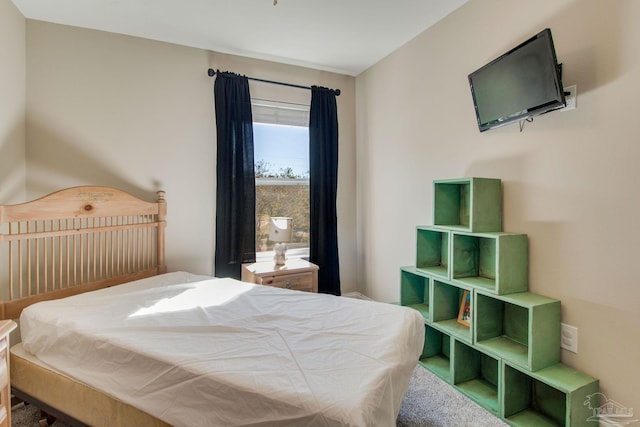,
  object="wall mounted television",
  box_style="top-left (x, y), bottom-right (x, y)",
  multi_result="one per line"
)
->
top-left (468, 28), bottom-right (565, 132)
